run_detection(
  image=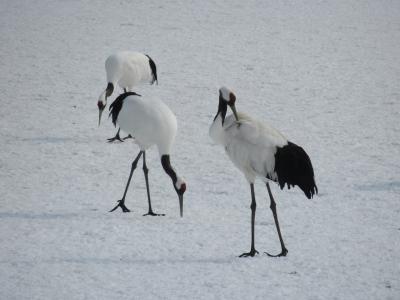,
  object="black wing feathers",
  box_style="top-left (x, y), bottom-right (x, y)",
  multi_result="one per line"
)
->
top-left (109, 92), bottom-right (141, 127)
top-left (274, 142), bottom-right (318, 199)
top-left (145, 54), bottom-right (158, 84)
